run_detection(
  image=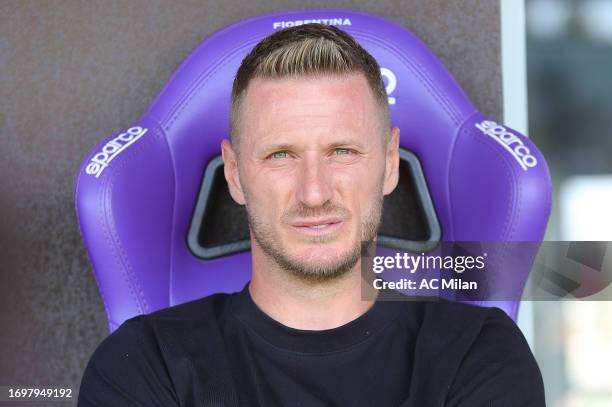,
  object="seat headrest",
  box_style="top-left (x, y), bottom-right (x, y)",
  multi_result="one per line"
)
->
top-left (75, 9), bottom-right (552, 330)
